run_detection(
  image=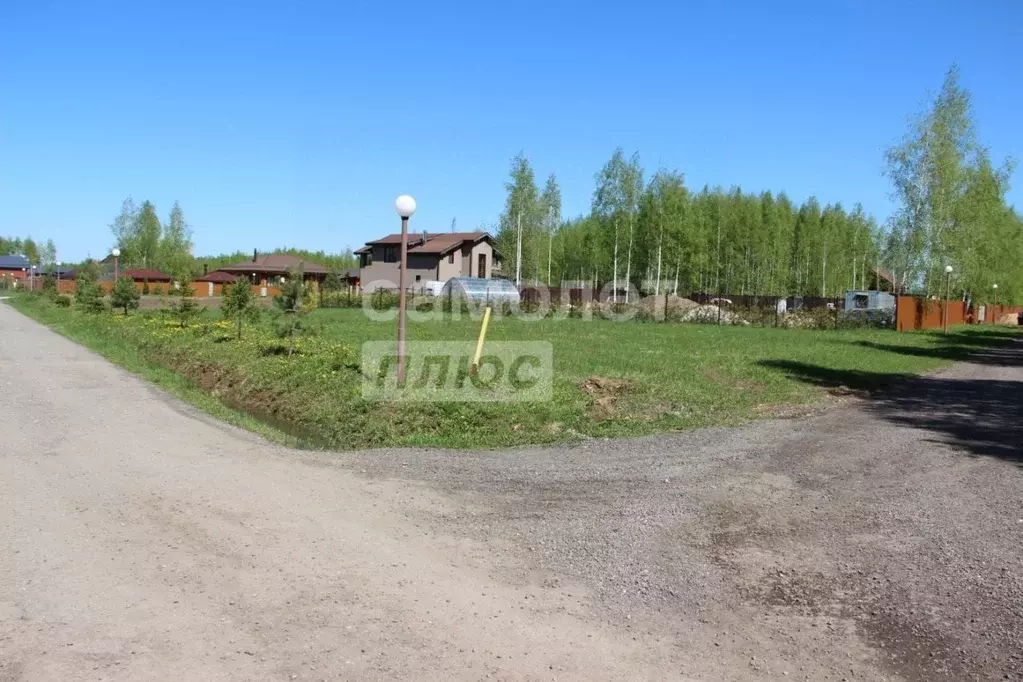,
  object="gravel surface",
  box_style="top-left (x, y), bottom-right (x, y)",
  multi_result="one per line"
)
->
top-left (1, 303), bottom-right (1021, 681)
